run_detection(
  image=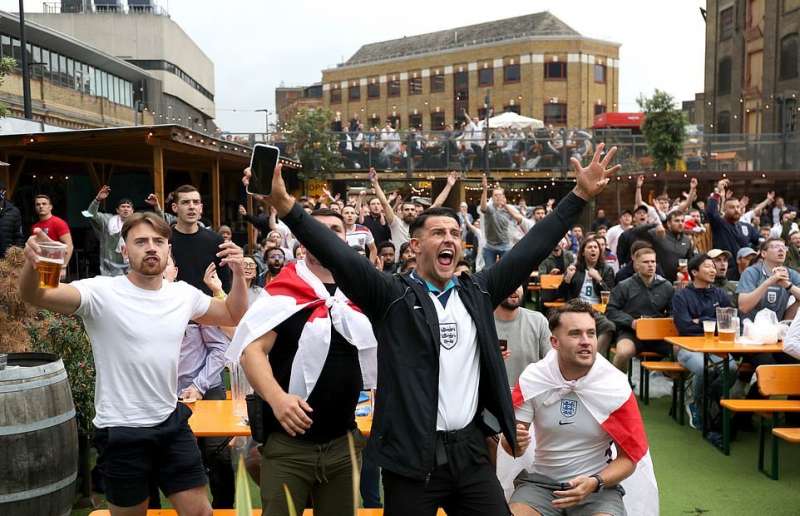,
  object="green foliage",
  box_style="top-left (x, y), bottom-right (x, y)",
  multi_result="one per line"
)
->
top-left (0, 57), bottom-right (15, 118)
top-left (235, 456), bottom-right (254, 516)
top-left (637, 89), bottom-right (686, 171)
top-left (283, 107), bottom-right (342, 179)
top-left (28, 312), bottom-right (96, 435)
